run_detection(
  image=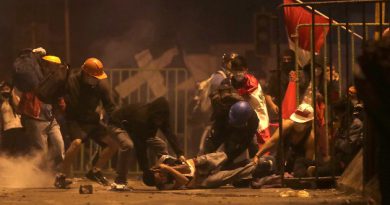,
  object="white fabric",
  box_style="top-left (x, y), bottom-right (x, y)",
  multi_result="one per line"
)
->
top-left (289, 103), bottom-right (314, 123)
top-left (1, 100), bottom-right (22, 131)
top-left (246, 83), bottom-right (269, 131)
